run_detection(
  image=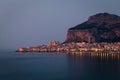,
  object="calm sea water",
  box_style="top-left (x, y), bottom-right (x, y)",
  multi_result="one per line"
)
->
top-left (0, 50), bottom-right (120, 80)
